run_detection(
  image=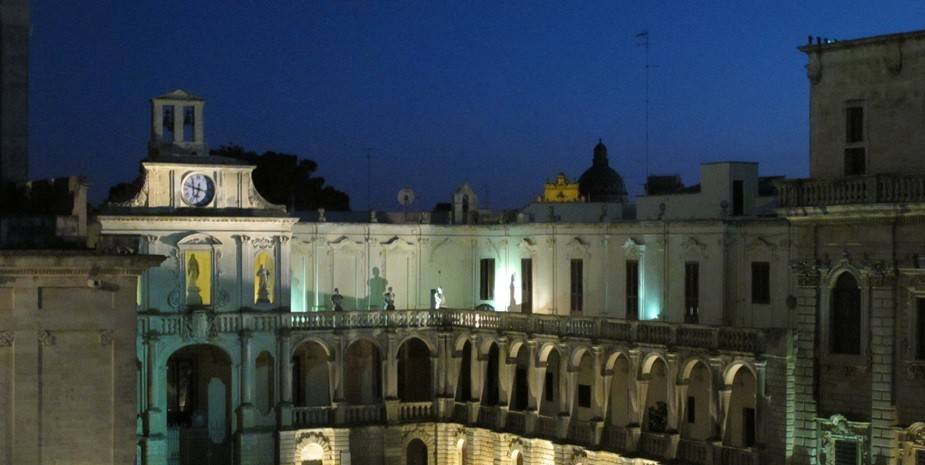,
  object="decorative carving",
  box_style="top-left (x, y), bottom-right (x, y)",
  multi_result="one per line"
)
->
top-left (906, 362), bottom-right (925, 380)
top-left (295, 431), bottom-right (331, 455)
top-left (250, 236), bottom-right (275, 249)
top-left (818, 414), bottom-right (868, 465)
top-left (38, 330), bottom-right (55, 346)
top-left (0, 331), bottom-right (13, 347)
top-left (746, 236), bottom-right (776, 254)
top-left (167, 289), bottom-right (182, 310)
top-left (791, 259), bottom-right (821, 287)
top-left (623, 237), bottom-right (645, 259)
top-left (904, 422), bottom-right (925, 446)
top-left (183, 311), bottom-right (215, 340)
top-left (680, 236), bottom-right (707, 256)
top-left (215, 289), bottom-right (230, 308)
top-left (99, 330), bottom-right (114, 346)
